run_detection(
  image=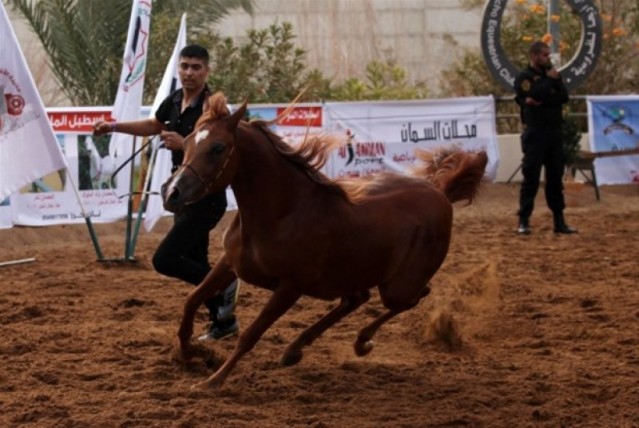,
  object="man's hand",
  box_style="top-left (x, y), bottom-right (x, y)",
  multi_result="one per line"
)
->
top-left (525, 97), bottom-right (542, 106)
top-left (160, 131), bottom-right (185, 151)
top-left (93, 121), bottom-right (113, 136)
top-left (547, 68), bottom-right (560, 79)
